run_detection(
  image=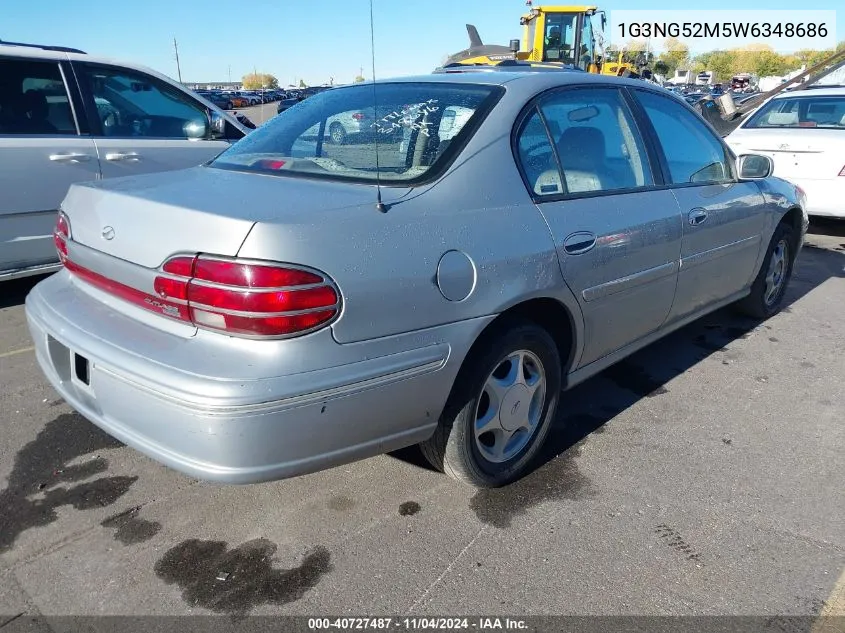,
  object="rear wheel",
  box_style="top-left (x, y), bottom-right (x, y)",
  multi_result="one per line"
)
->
top-left (735, 221), bottom-right (796, 319)
top-left (329, 122), bottom-right (346, 145)
top-left (419, 322), bottom-right (561, 488)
